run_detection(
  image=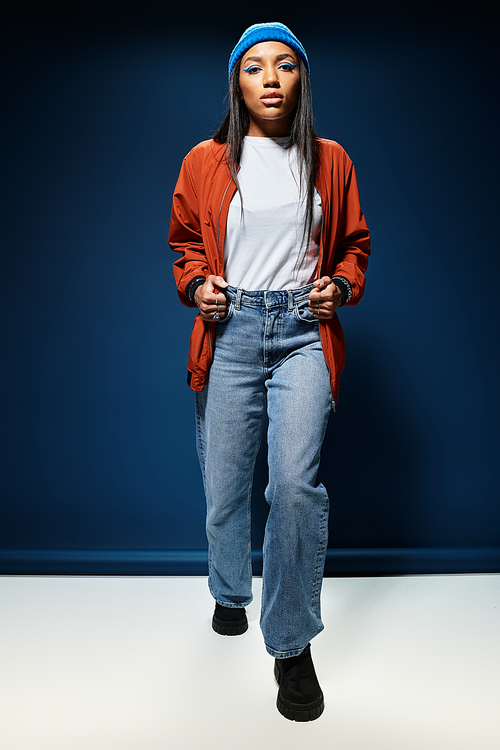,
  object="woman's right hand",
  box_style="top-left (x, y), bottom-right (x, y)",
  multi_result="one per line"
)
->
top-left (194, 275), bottom-right (229, 322)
